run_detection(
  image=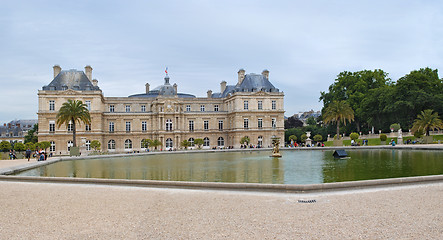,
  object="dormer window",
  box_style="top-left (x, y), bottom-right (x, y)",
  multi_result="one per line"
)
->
top-left (62, 85), bottom-right (68, 90)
